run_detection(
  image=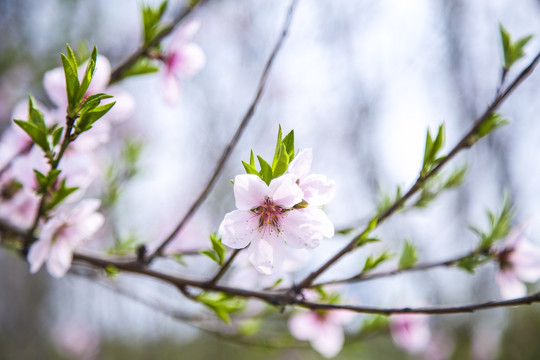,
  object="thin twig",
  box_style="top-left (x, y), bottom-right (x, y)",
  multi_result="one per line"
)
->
top-left (109, 0), bottom-right (208, 84)
top-left (146, 0), bottom-right (300, 262)
top-left (312, 251), bottom-right (477, 287)
top-left (207, 249), bottom-right (241, 286)
top-left (294, 49), bottom-right (540, 291)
